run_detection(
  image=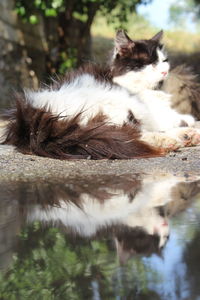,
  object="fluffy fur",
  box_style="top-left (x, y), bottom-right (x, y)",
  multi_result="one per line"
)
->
top-left (3, 97), bottom-right (161, 159)
top-left (2, 30), bottom-right (200, 159)
top-left (25, 174), bottom-right (176, 262)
